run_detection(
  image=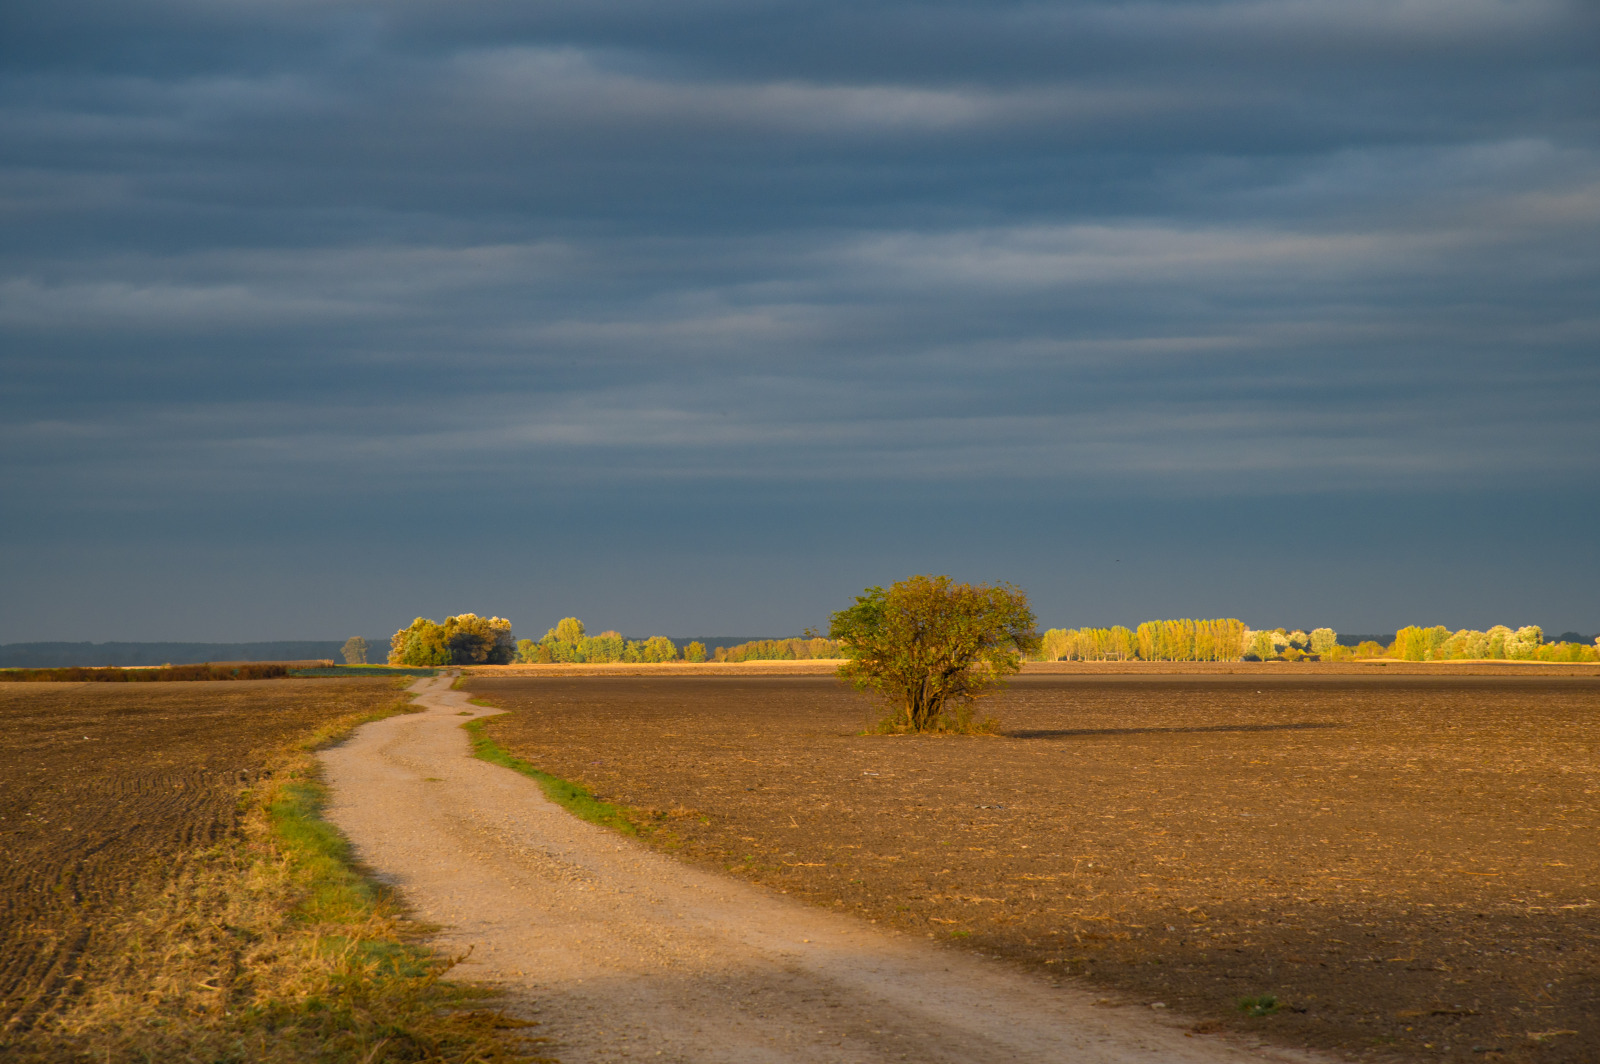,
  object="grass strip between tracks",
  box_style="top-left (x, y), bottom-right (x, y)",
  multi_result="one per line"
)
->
top-left (9, 686), bottom-right (535, 1064)
top-left (464, 716), bottom-right (639, 837)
